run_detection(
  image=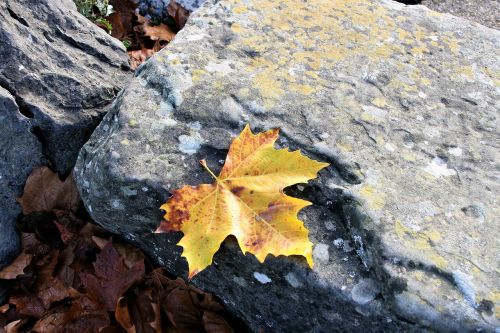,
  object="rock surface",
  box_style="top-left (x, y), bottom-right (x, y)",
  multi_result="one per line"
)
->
top-left (421, 0), bottom-right (499, 30)
top-left (76, 0), bottom-right (500, 331)
top-left (0, 0), bottom-right (130, 267)
top-left (0, 0), bottom-right (130, 176)
top-left (0, 87), bottom-right (42, 268)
